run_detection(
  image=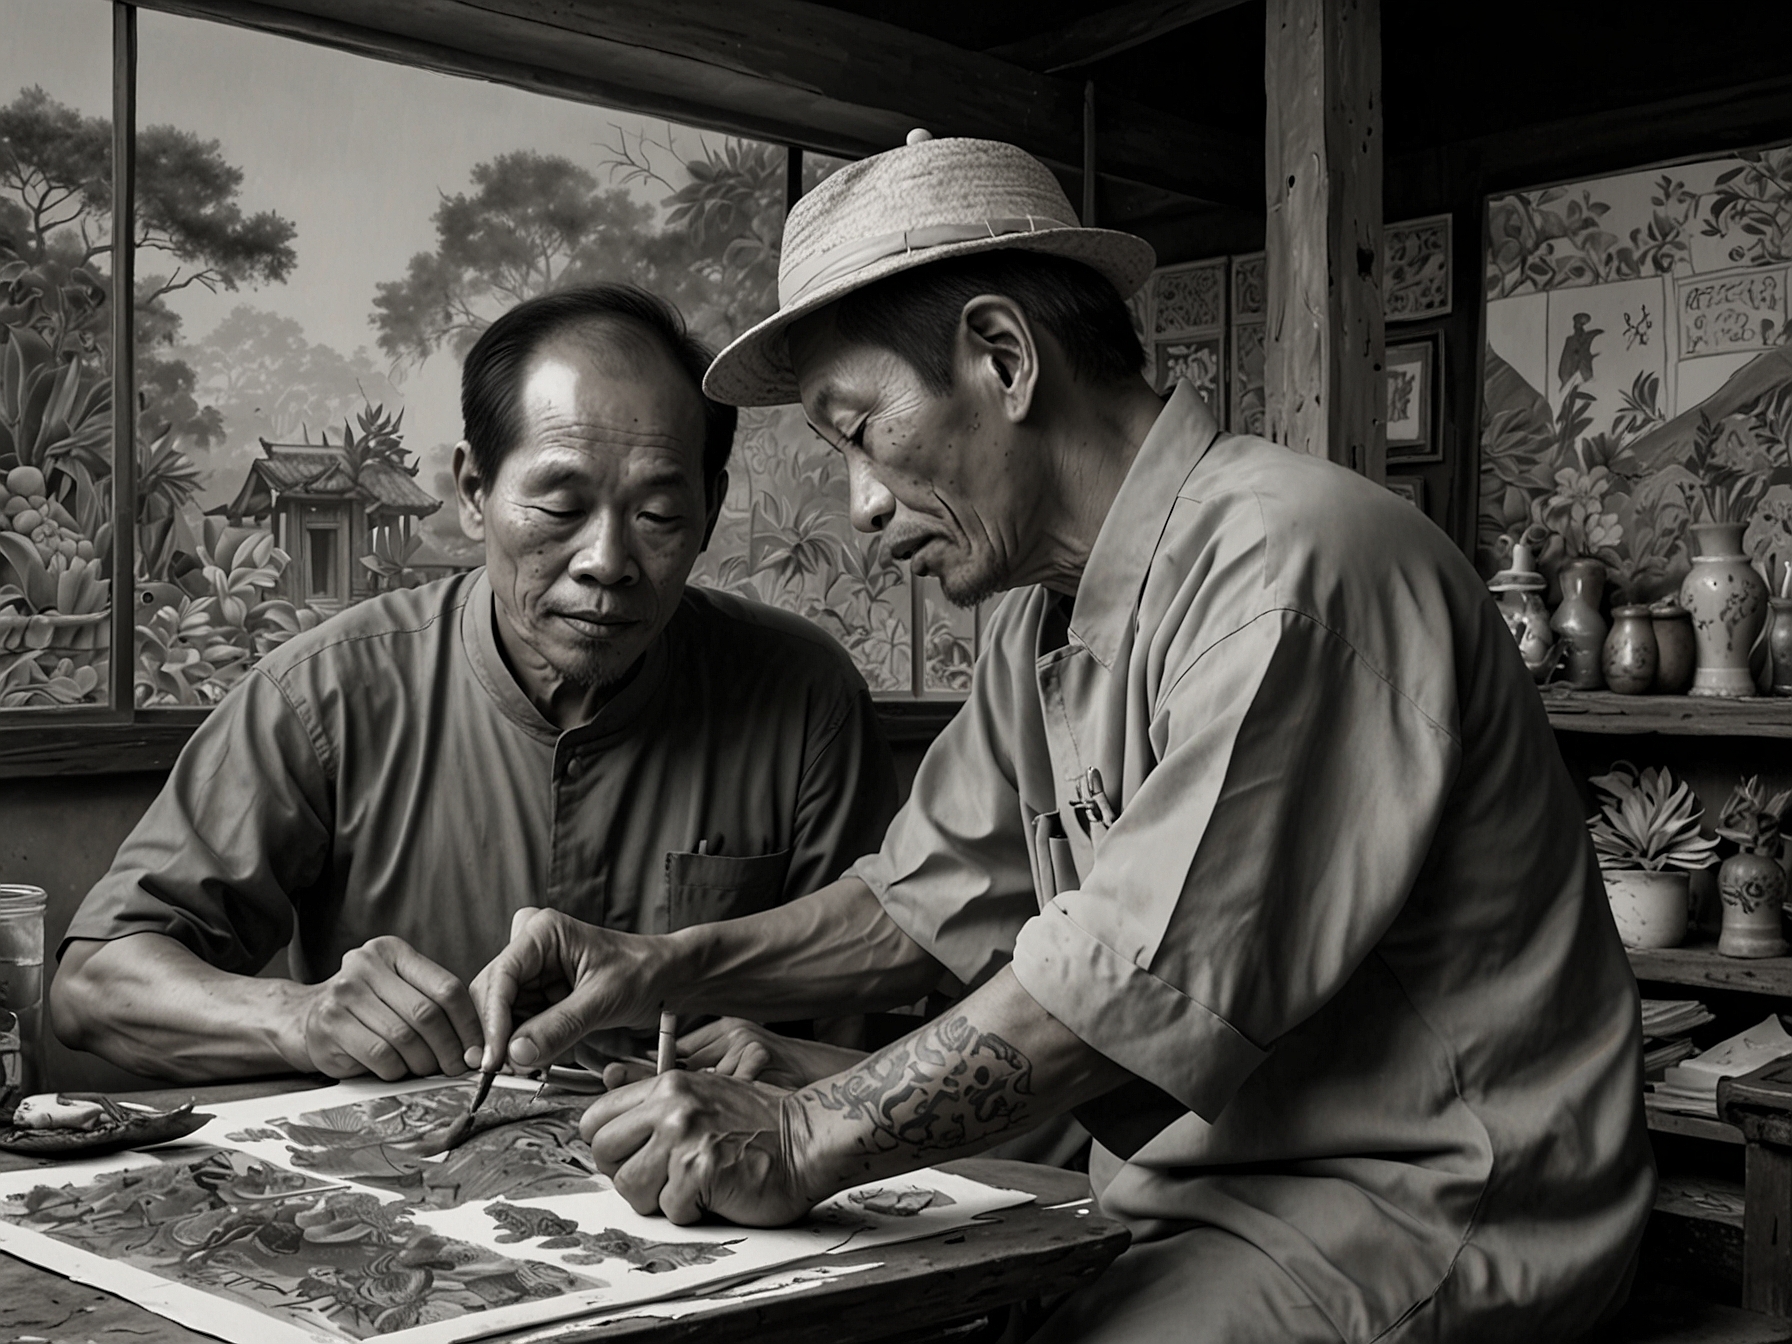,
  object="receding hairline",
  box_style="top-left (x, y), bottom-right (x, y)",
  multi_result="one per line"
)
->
top-left (523, 317), bottom-right (709, 432)
top-left (537, 312), bottom-right (692, 380)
